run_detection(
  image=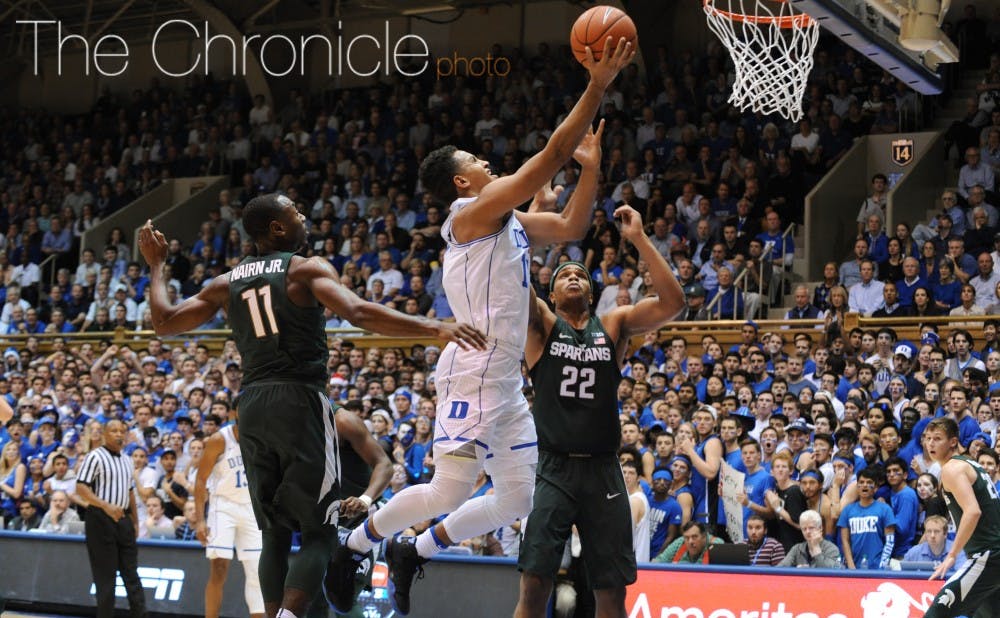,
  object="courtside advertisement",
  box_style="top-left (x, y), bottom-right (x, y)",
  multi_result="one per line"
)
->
top-left (626, 569), bottom-right (941, 618)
